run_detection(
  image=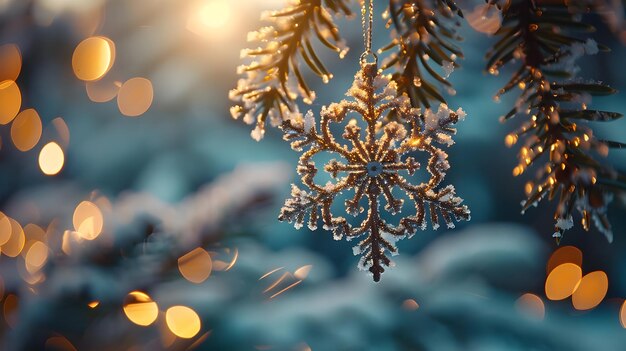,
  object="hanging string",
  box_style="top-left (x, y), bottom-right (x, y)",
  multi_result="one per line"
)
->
top-left (360, 0), bottom-right (377, 65)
